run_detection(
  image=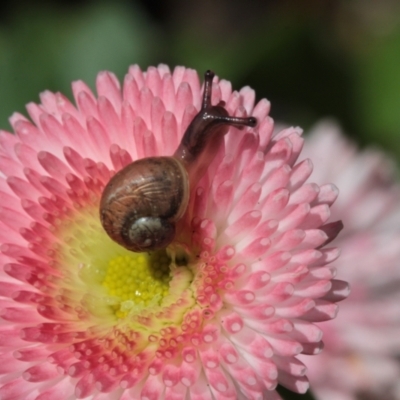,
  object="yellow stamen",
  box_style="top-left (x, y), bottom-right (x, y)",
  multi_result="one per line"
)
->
top-left (102, 252), bottom-right (171, 318)
top-left (57, 207), bottom-right (194, 328)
